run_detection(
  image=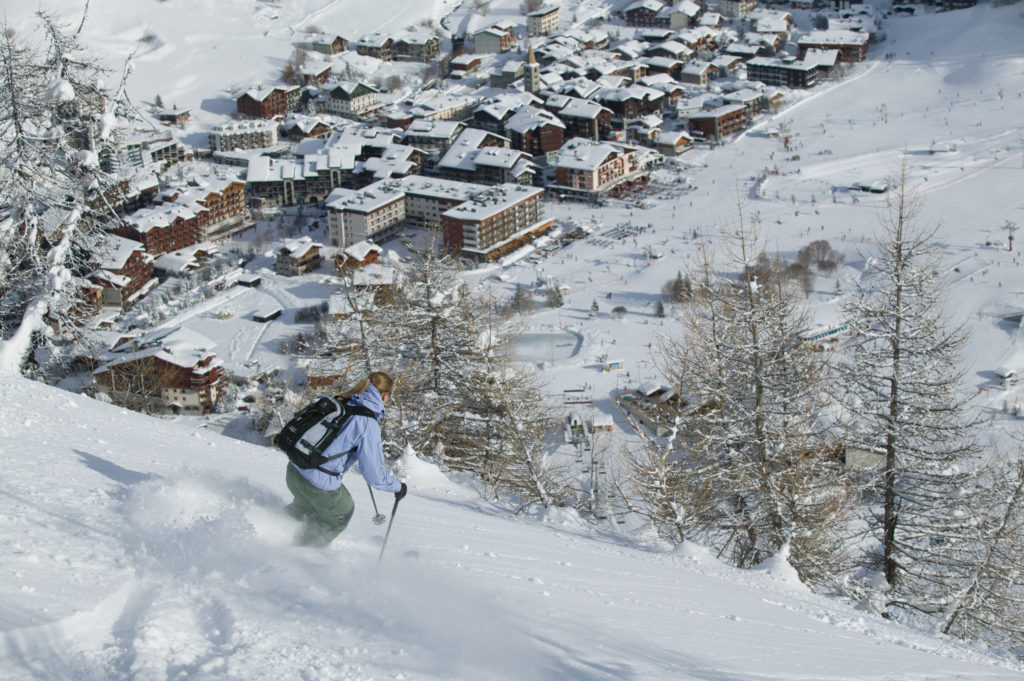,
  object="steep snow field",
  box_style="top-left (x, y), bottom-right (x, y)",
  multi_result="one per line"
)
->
top-left (3, 373), bottom-right (1023, 680)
